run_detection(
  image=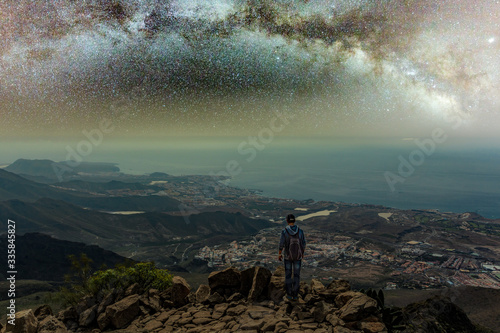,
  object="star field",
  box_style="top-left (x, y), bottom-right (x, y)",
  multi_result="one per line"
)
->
top-left (0, 0), bottom-right (499, 138)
